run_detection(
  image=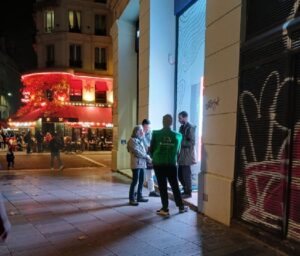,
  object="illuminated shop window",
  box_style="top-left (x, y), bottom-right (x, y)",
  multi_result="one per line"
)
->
top-left (69, 44), bottom-right (82, 68)
top-left (70, 80), bottom-right (83, 102)
top-left (44, 10), bottom-right (54, 32)
top-left (95, 81), bottom-right (107, 103)
top-left (95, 47), bottom-right (107, 70)
top-left (176, 0), bottom-right (206, 189)
top-left (69, 10), bottom-right (81, 33)
top-left (95, 14), bottom-right (107, 35)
